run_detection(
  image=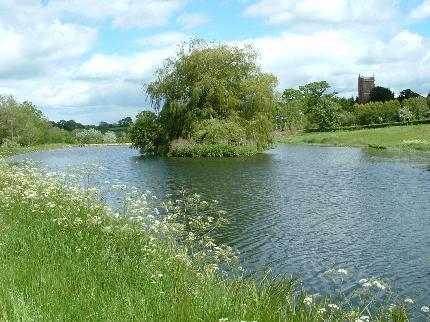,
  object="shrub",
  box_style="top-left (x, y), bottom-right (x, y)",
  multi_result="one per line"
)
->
top-left (1, 137), bottom-right (20, 148)
top-left (74, 128), bottom-right (104, 144)
top-left (169, 140), bottom-right (257, 157)
top-left (402, 97), bottom-right (429, 120)
top-left (102, 131), bottom-right (117, 144)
